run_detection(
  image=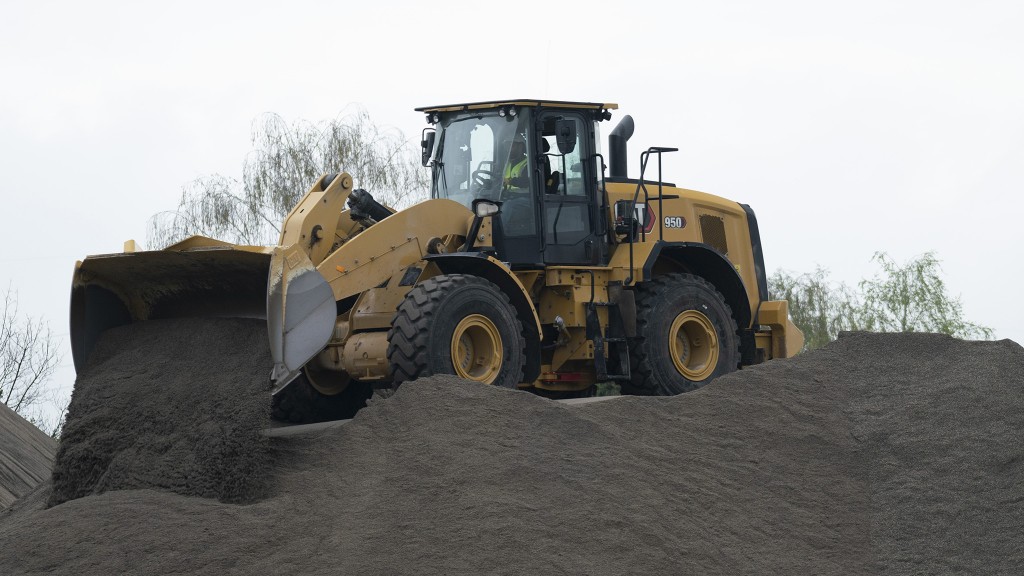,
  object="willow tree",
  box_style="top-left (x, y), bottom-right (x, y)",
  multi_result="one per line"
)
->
top-left (770, 252), bottom-right (992, 351)
top-left (148, 109), bottom-right (429, 248)
top-left (856, 252), bottom-right (992, 339)
top-left (768, 266), bottom-right (860, 350)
